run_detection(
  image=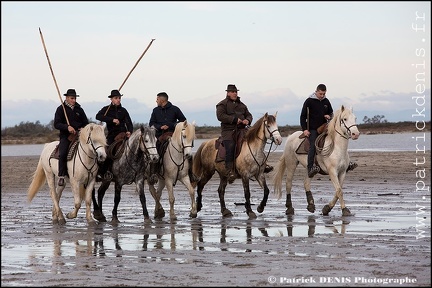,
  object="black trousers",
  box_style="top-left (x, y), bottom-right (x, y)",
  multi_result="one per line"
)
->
top-left (223, 140), bottom-right (235, 164)
top-left (307, 129), bottom-right (318, 170)
top-left (58, 137), bottom-right (71, 177)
